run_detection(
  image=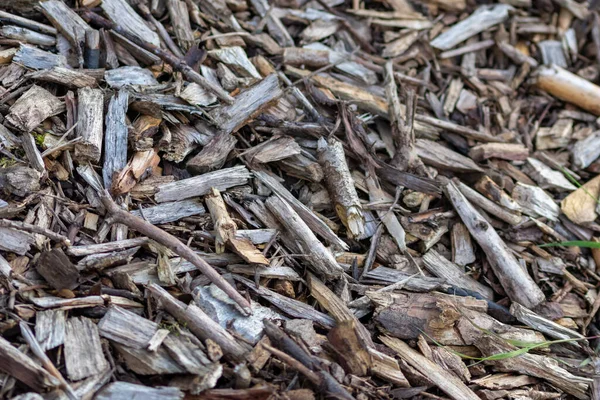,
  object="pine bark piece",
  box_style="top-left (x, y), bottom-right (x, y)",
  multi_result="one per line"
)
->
top-left (561, 174), bottom-right (600, 224)
top-left (39, 0), bottom-right (90, 48)
top-left (75, 87), bottom-right (104, 163)
top-left (254, 170), bottom-right (347, 250)
top-left (131, 200), bottom-right (206, 224)
top-left (187, 131), bottom-right (237, 174)
top-left (0, 166), bottom-right (41, 198)
top-left (380, 335), bottom-right (480, 400)
top-left (445, 181), bottom-right (545, 309)
top-left (266, 196), bottom-right (343, 279)
top-left (512, 182), bottom-right (559, 221)
top-left (317, 137), bottom-right (365, 239)
top-left (415, 139), bottom-right (483, 173)
top-left (209, 74), bottom-right (282, 134)
top-left (155, 165), bottom-right (251, 203)
top-left (95, 382), bottom-right (183, 400)
top-left (423, 249), bottom-right (493, 299)
top-left (6, 85), bottom-right (64, 132)
top-left (0, 336), bottom-right (59, 392)
top-left (451, 223), bottom-right (476, 266)
top-left (166, 0), bottom-right (194, 51)
top-left (64, 317), bottom-right (109, 381)
top-left (534, 64), bottom-right (600, 116)
top-left (469, 143), bottom-right (529, 162)
top-left (100, 0), bottom-right (160, 47)
top-left (205, 188), bottom-right (237, 254)
top-left (36, 249), bottom-right (79, 290)
top-left (103, 90), bottom-right (129, 189)
top-left (430, 4), bottom-right (511, 50)
top-left (27, 67), bottom-right (97, 88)
top-left (35, 310), bottom-right (66, 352)
top-left (147, 284), bottom-right (250, 362)
top-left (13, 44), bottom-right (67, 70)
